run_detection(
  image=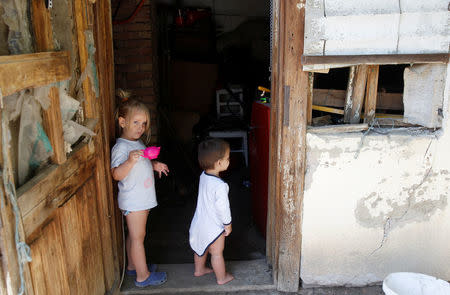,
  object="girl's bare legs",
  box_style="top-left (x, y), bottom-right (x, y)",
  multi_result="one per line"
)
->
top-left (209, 234), bottom-right (234, 285)
top-left (193, 249), bottom-right (213, 277)
top-left (126, 234), bottom-right (134, 271)
top-left (126, 210), bottom-right (150, 282)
